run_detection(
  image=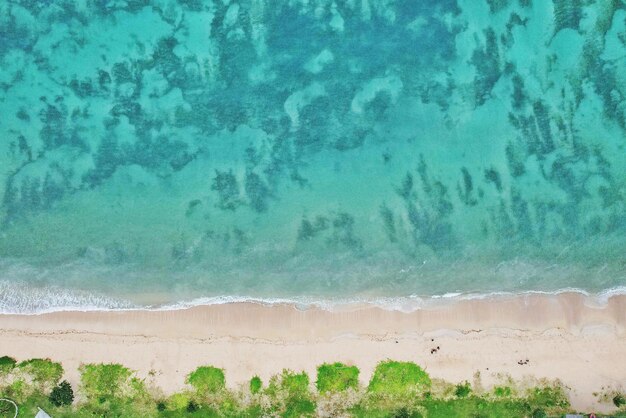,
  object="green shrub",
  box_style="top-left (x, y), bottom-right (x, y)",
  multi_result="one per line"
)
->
top-left (493, 386), bottom-right (512, 397)
top-left (80, 363), bottom-right (144, 403)
top-left (156, 401), bottom-right (166, 411)
top-left (187, 366), bottom-right (226, 393)
top-left (0, 356), bottom-right (17, 375)
top-left (419, 398), bottom-right (532, 417)
top-left (187, 400), bottom-right (199, 412)
top-left (3, 379), bottom-right (28, 401)
top-left (284, 397), bottom-right (316, 417)
top-left (527, 383), bottom-right (569, 410)
top-left (250, 375), bottom-right (262, 394)
top-left (392, 407), bottom-right (412, 418)
top-left (454, 381), bottom-right (471, 398)
top-left (166, 392), bottom-right (193, 411)
top-left (267, 370), bottom-right (316, 417)
top-left (614, 393), bottom-right (626, 408)
top-left (49, 380), bottom-right (74, 406)
top-left (218, 394), bottom-right (240, 415)
top-left (531, 408), bottom-right (547, 418)
top-left (273, 370), bottom-right (309, 396)
top-left (17, 358), bottom-right (63, 390)
top-left (316, 362), bottom-right (359, 393)
top-left (368, 360), bottom-right (431, 395)
top-left (0, 399), bottom-right (18, 416)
